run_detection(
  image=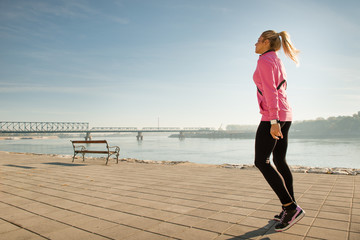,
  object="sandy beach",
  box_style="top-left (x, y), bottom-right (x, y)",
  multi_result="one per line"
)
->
top-left (0, 151), bottom-right (359, 239)
top-left (2, 150), bottom-right (359, 175)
